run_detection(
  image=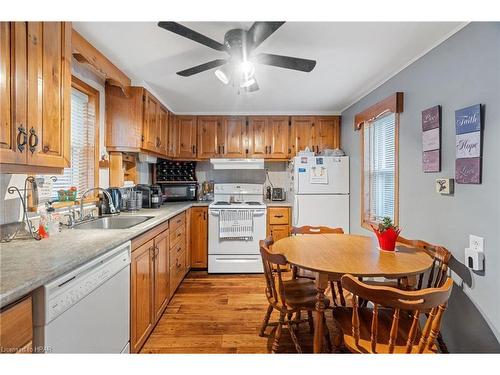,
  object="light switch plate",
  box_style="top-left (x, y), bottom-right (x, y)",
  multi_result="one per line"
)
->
top-left (469, 235), bottom-right (484, 252)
